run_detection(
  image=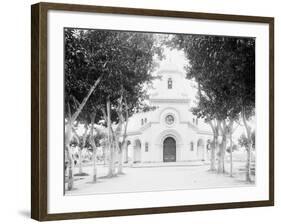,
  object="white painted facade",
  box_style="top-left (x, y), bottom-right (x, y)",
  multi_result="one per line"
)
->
top-left (125, 60), bottom-right (213, 164)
